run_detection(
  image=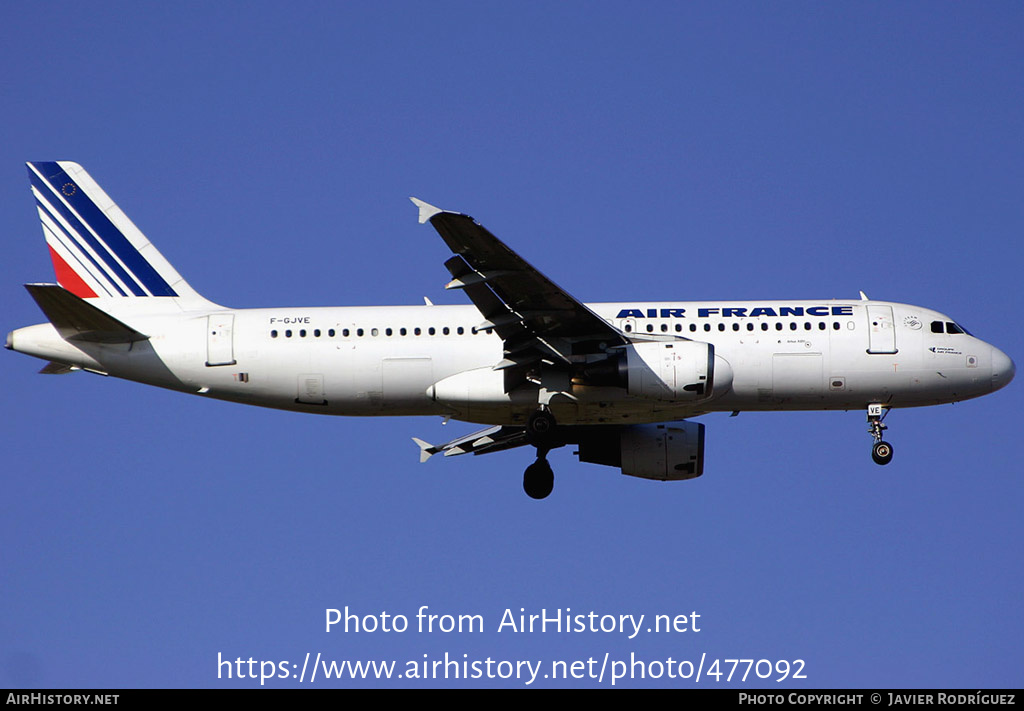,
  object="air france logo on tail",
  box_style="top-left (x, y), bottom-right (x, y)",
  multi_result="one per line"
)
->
top-left (27, 161), bottom-right (178, 299)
